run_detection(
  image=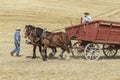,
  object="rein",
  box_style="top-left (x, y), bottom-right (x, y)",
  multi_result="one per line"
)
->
top-left (26, 29), bottom-right (39, 45)
top-left (25, 26), bottom-right (69, 50)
